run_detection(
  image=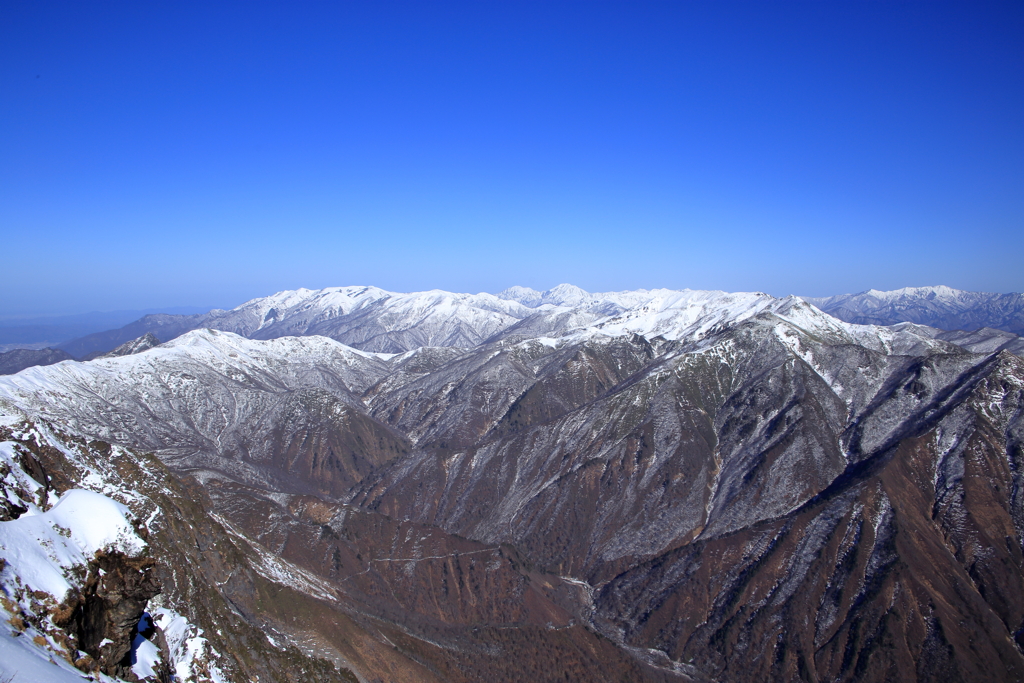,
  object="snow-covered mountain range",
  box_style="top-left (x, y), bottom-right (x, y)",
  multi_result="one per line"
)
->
top-left (49, 283), bottom-right (1024, 363)
top-left (60, 284), bottom-right (786, 356)
top-left (3, 283), bottom-right (1024, 682)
